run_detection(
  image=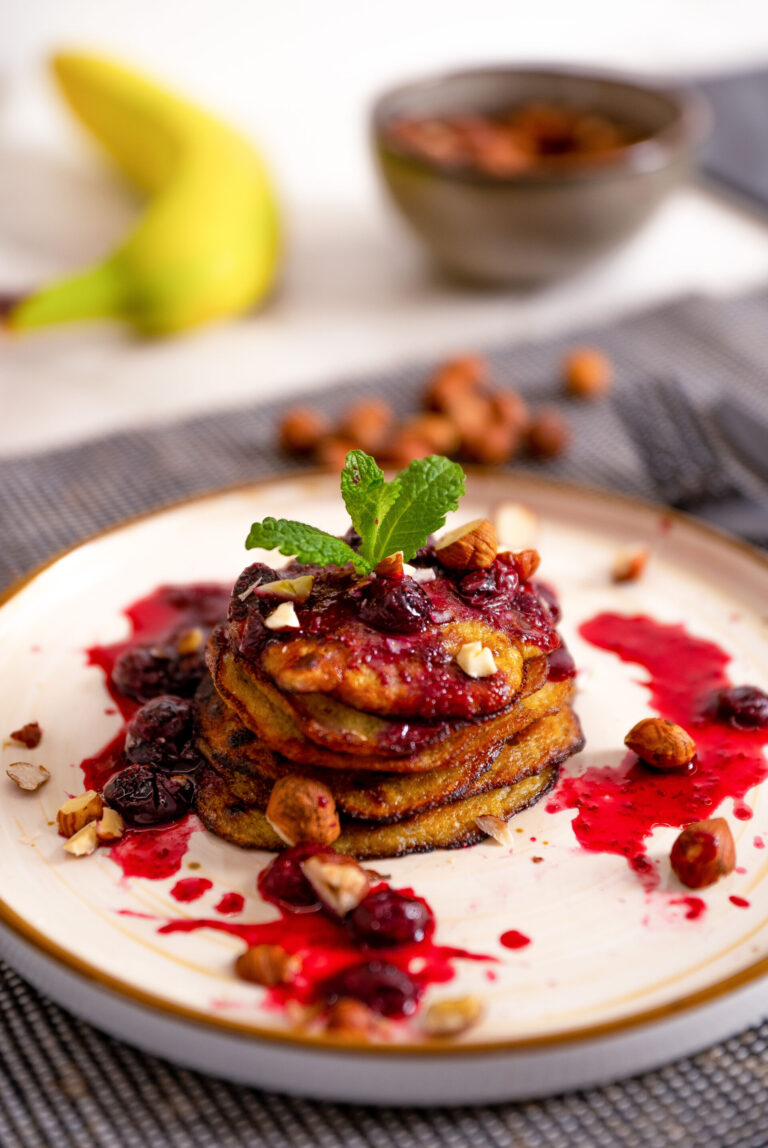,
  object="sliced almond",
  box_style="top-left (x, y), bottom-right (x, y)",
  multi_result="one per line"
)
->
top-left (423, 995), bottom-right (484, 1037)
top-left (456, 641), bottom-right (497, 679)
top-left (475, 814), bottom-right (512, 845)
top-left (7, 761), bottom-right (50, 792)
top-left (96, 807), bottom-right (125, 843)
top-left (63, 822), bottom-right (99, 857)
top-left (495, 502), bottom-right (538, 551)
top-left (301, 854), bottom-right (371, 917)
top-left (57, 791), bottom-right (103, 838)
top-left (264, 602), bottom-right (301, 631)
top-left (256, 575), bottom-right (314, 604)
